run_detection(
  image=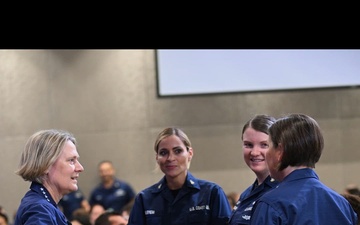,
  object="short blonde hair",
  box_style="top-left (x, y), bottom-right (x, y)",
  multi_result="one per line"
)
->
top-left (16, 129), bottom-right (76, 183)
